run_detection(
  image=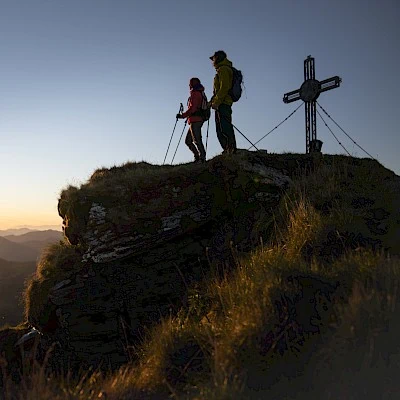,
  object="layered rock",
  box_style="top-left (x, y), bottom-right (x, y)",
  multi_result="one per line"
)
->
top-left (43, 151), bottom-right (294, 369)
top-left (4, 150), bottom-right (397, 379)
top-left (21, 150), bottom-right (400, 373)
